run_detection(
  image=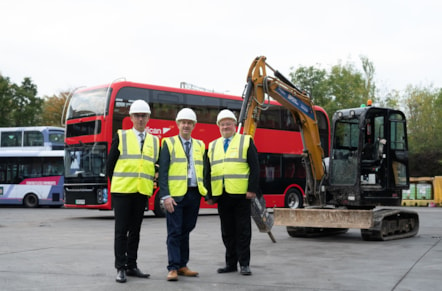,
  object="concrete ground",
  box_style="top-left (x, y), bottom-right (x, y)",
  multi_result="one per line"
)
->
top-left (0, 206), bottom-right (441, 291)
